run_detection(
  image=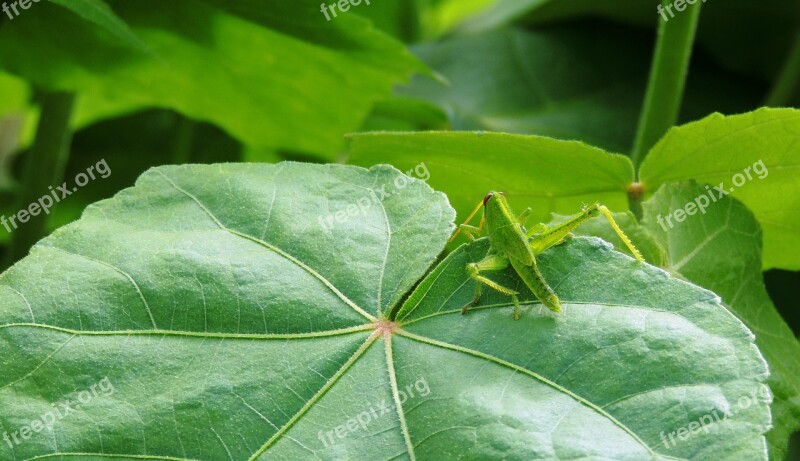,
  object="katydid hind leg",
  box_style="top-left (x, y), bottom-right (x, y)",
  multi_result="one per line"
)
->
top-left (527, 204), bottom-right (644, 262)
top-left (554, 232), bottom-right (574, 246)
top-left (596, 205), bottom-right (644, 262)
top-left (528, 205), bottom-right (599, 254)
top-left (511, 293), bottom-right (522, 320)
top-left (525, 223), bottom-right (548, 237)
